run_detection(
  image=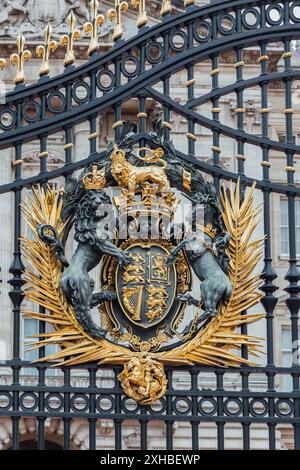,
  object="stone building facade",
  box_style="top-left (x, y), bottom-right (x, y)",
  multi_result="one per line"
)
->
top-left (0, 0), bottom-right (298, 449)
